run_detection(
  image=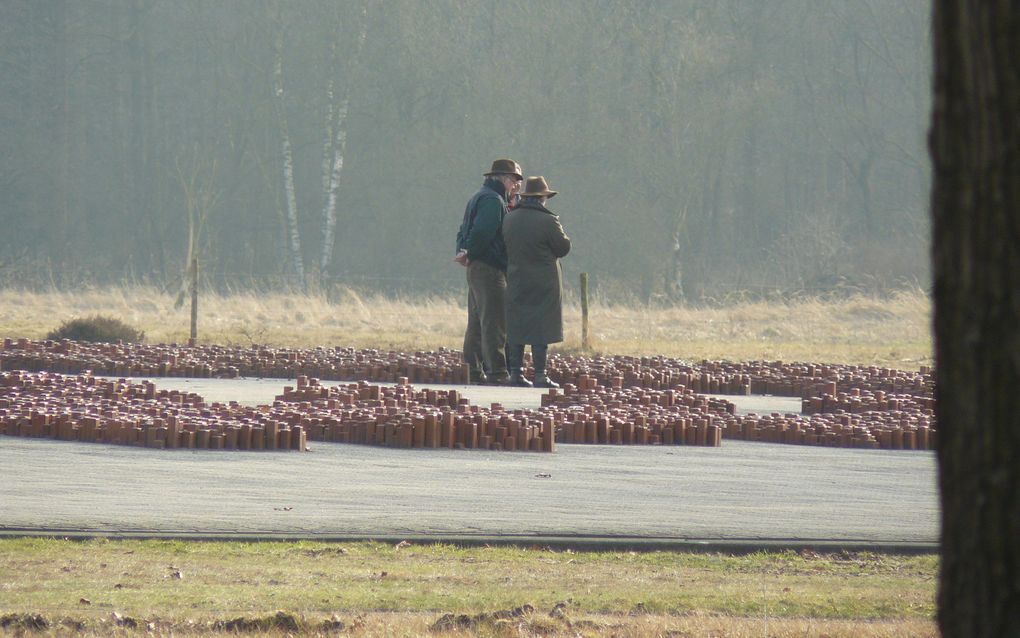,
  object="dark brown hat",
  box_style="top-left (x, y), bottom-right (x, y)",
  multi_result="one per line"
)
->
top-left (484, 158), bottom-right (523, 179)
top-left (520, 176), bottom-right (557, 198)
